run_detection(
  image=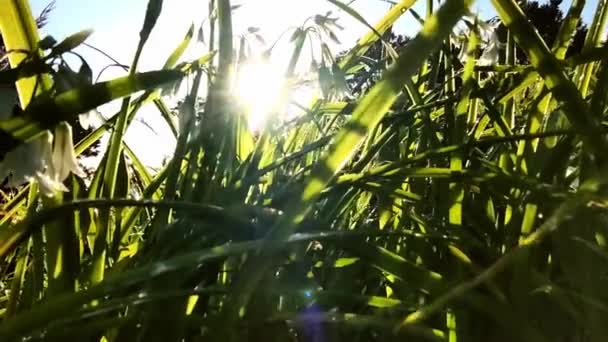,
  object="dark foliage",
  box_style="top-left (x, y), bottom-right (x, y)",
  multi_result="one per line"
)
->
top-left (496, 0), bottom-right (588, 63)
top-left (339, 29), bottom-right (410, 97)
